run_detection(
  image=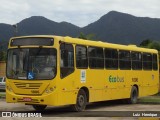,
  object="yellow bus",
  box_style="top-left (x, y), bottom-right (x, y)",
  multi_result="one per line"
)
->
top-left (6, 35), bottom-right (159, 111)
